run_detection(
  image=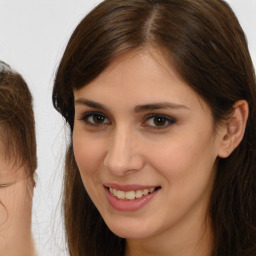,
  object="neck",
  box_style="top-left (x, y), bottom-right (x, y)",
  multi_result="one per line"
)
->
top-left (0, 178), bottom-right (36, 256)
